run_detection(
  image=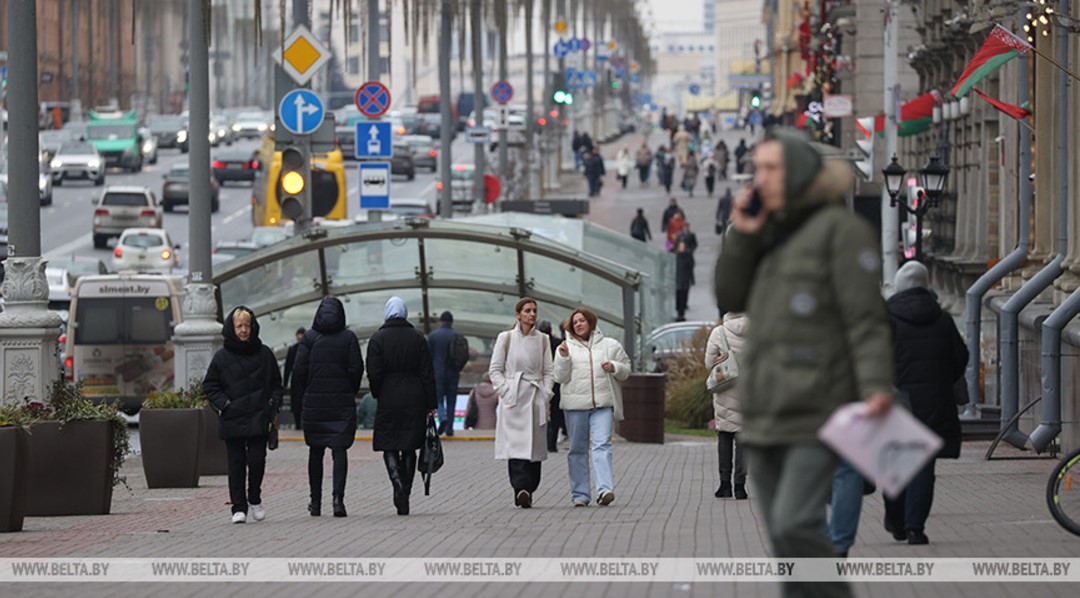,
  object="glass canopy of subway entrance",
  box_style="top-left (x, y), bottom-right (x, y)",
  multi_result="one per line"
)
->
top-left (212, 216), bottom-right (674, 385)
